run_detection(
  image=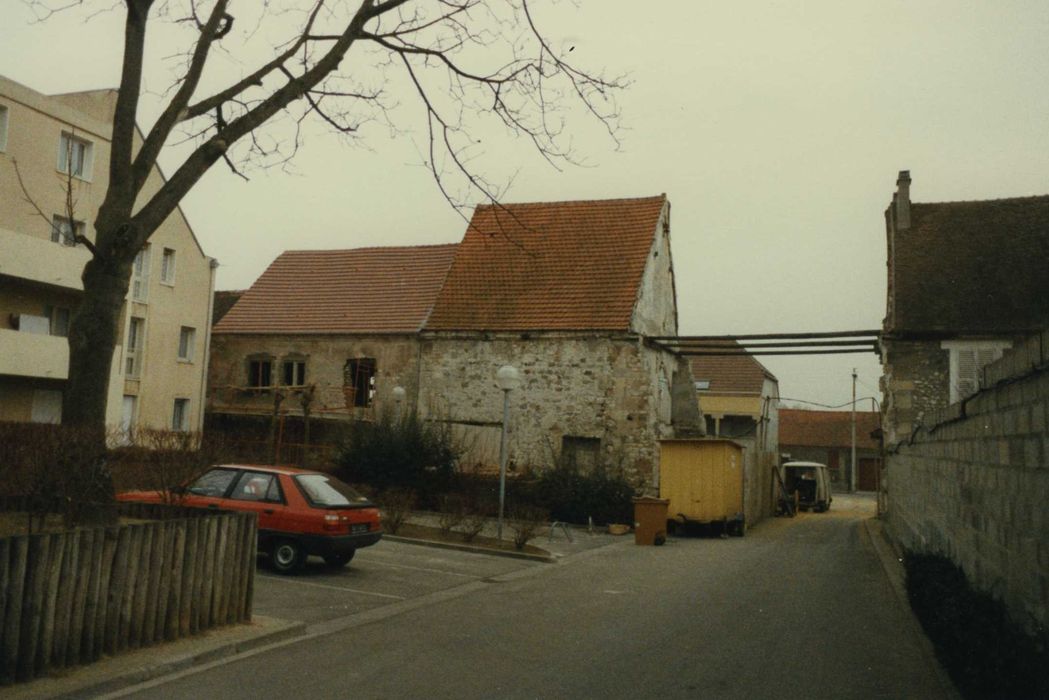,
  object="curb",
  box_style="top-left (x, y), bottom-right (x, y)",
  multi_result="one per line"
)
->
top-left (862, 519), bottom-right (960, 700)
top-left (384, 534), bottom-right (556, 563)
top-left (7, 616), bottom-right (306, 700)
